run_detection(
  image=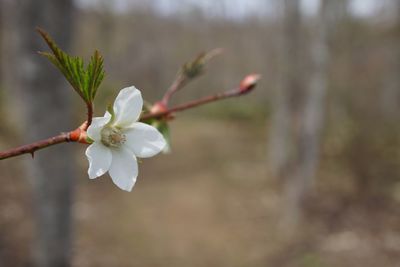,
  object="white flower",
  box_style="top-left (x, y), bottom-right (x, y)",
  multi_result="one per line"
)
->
top-left (85, 86), bottom-right (166, 191)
